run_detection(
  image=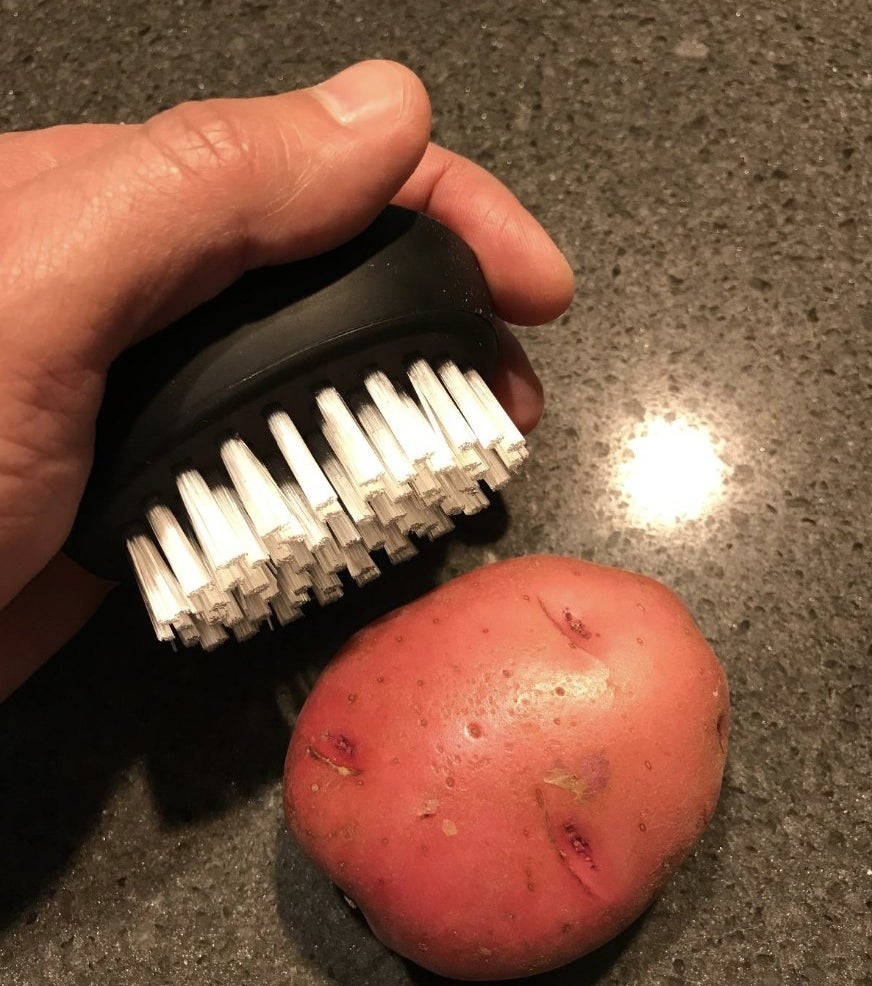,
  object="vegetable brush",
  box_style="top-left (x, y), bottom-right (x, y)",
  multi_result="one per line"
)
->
top-left (66, 206), bottom-right (528, 650)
